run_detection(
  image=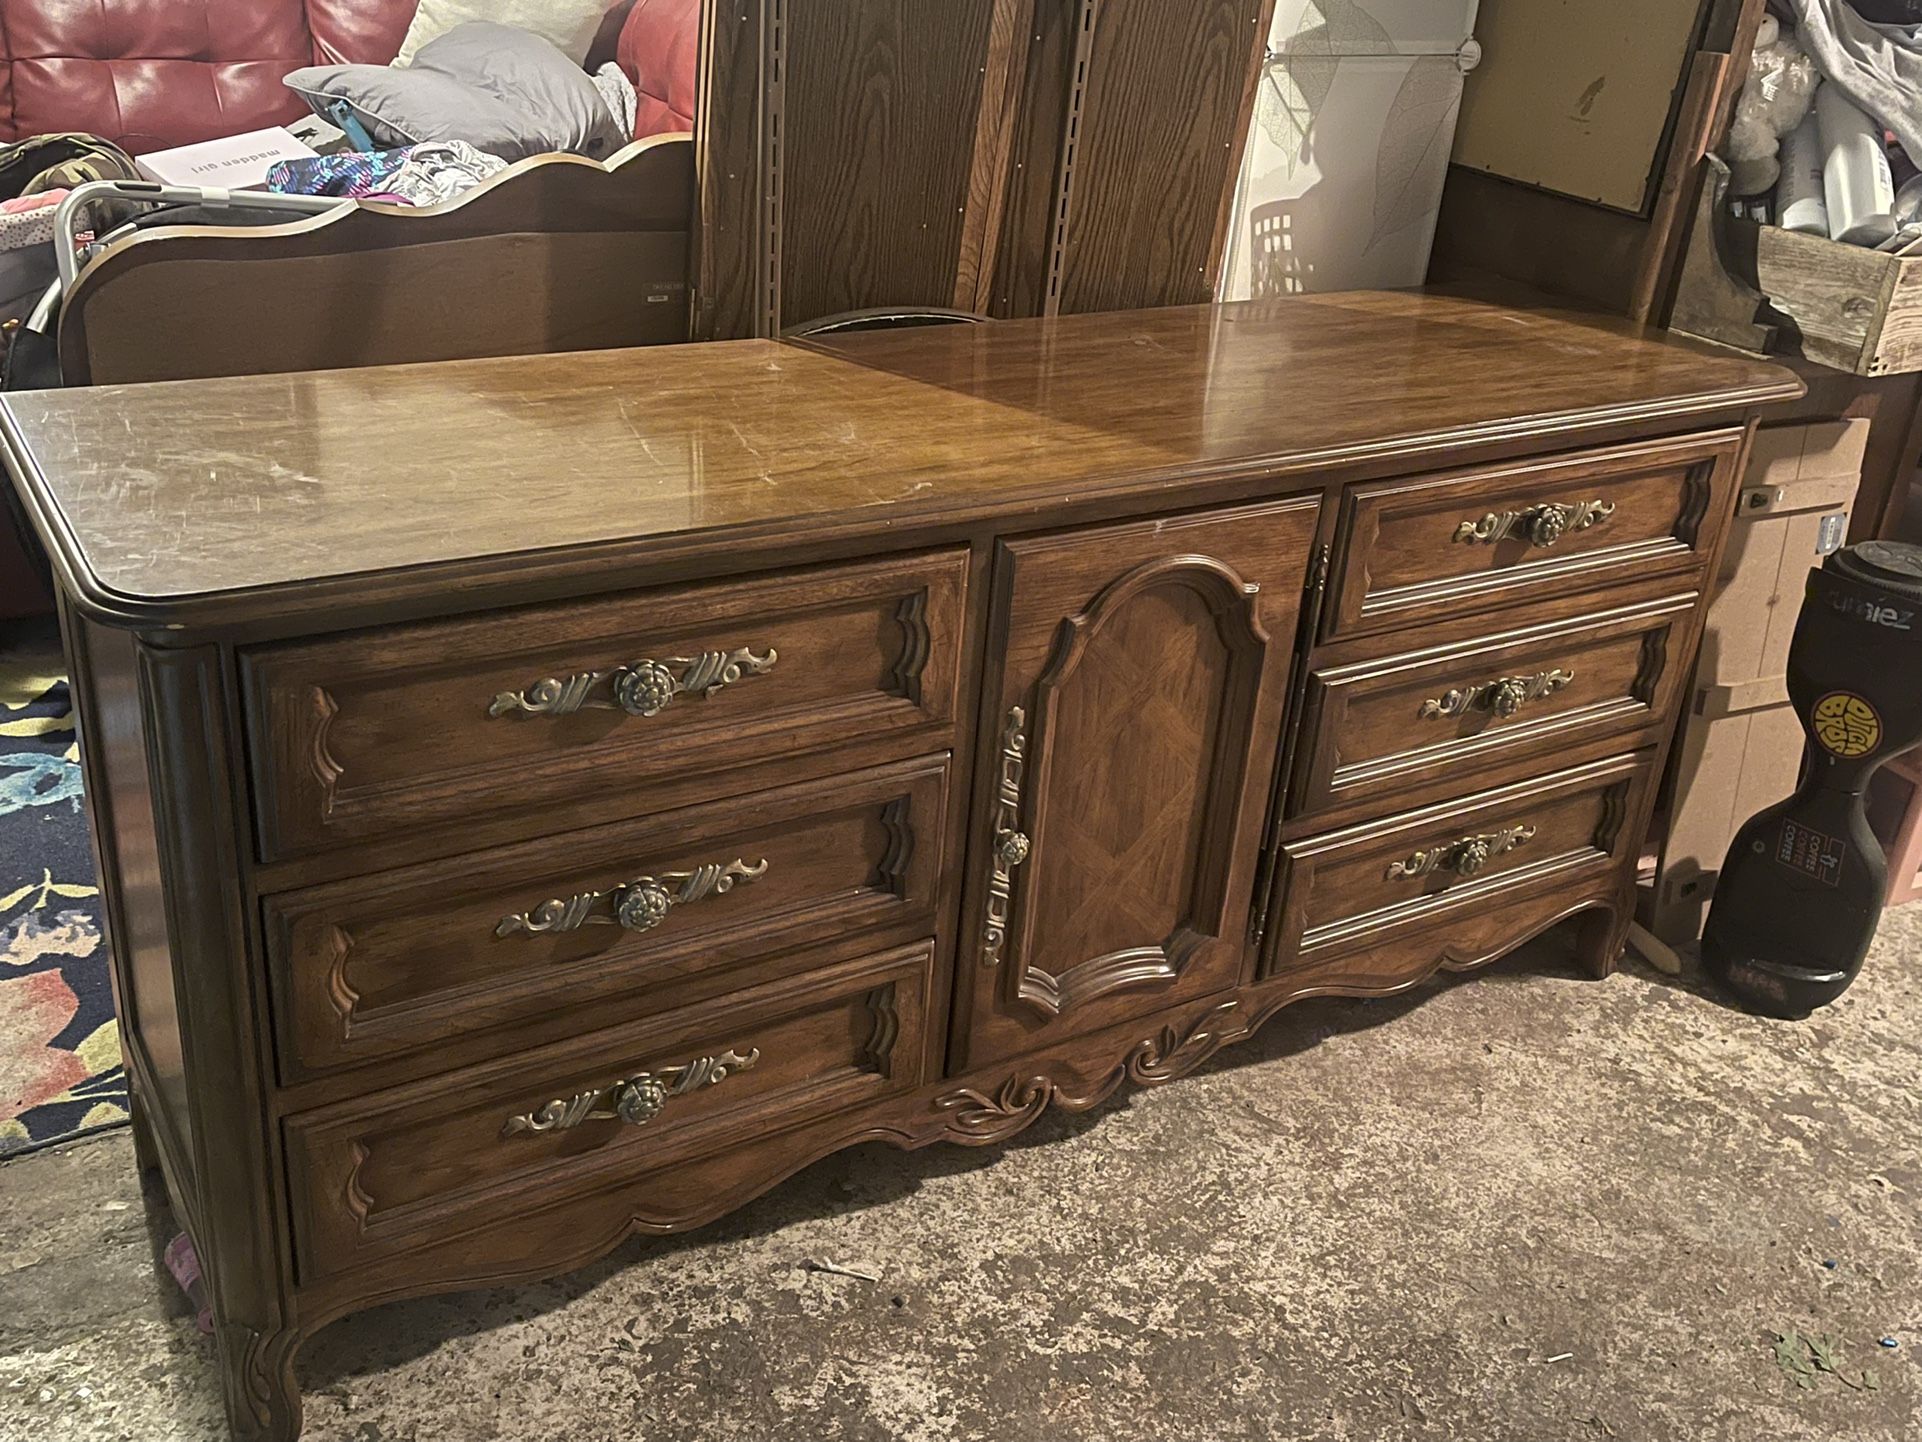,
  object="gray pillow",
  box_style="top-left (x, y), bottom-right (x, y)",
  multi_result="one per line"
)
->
top-left (284, 21), bottom-right (625, 164)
